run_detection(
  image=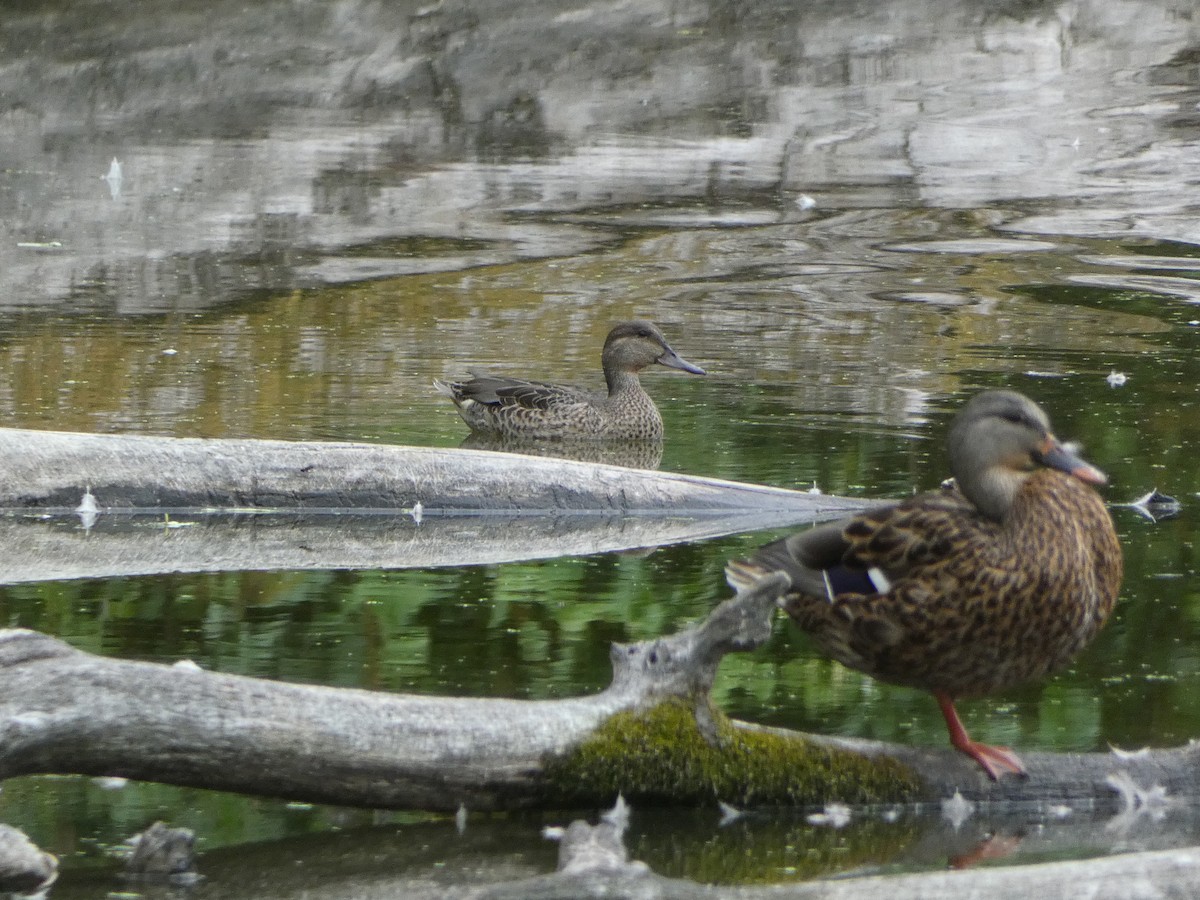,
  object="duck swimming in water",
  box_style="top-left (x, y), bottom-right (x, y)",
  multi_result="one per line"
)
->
top-left (726, 390), bottom-right (1123, 780)
top-left (434, 320), bottom-right (705, 441)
